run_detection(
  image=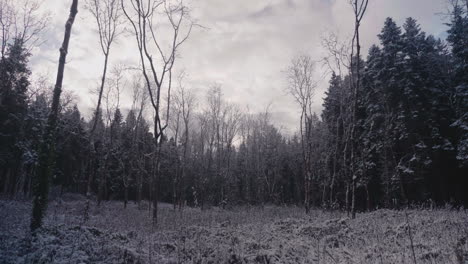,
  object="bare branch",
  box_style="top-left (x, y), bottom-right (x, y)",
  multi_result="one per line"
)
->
top-left (0, 0), bottom-right (50, 57)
